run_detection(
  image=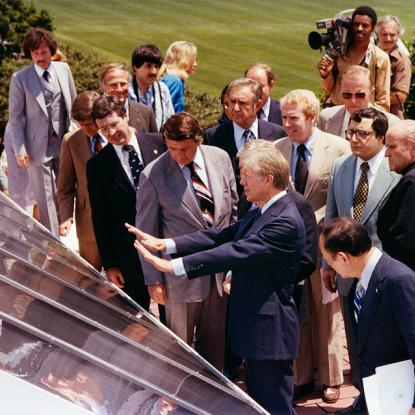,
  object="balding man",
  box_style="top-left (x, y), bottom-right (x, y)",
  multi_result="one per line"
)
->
top-left (375, 15), bottom-right (412, 119)
top-left (99, 63), bottom-right (157, 134)
top-left (319, 65), bottom-right (399, 139)
top-left (245, 63), bottom-right (283, 126)
top-left (377, 120), bottom-right (415, 270)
